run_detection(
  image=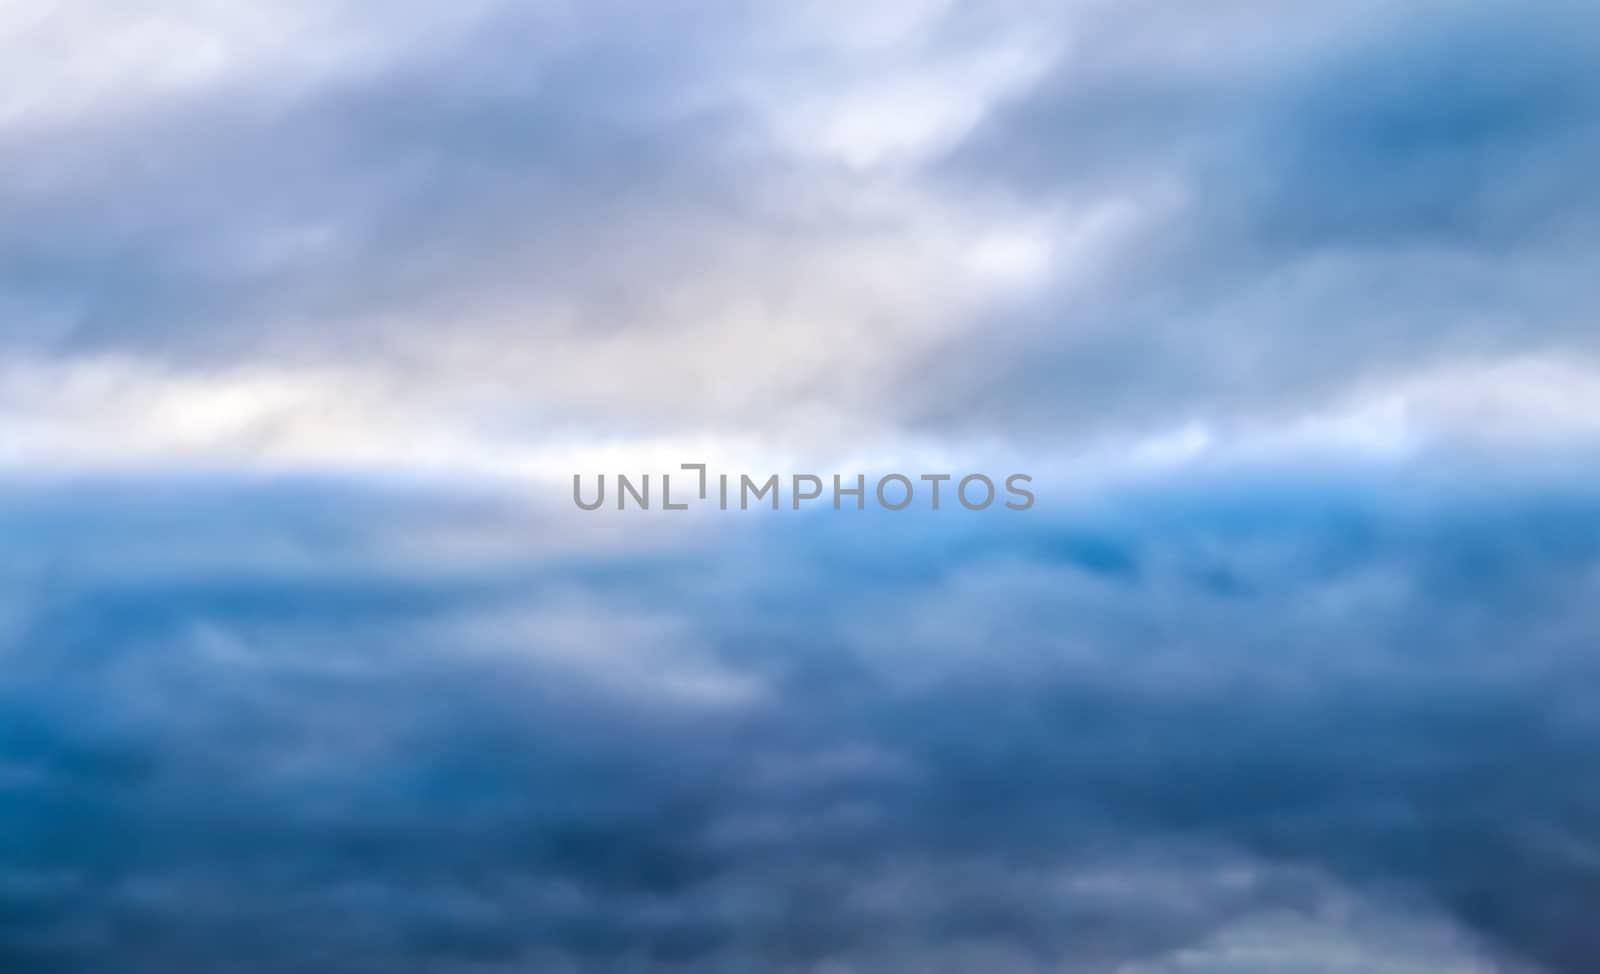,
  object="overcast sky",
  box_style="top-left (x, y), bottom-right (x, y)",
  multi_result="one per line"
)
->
top-left (1, 2), bottom-right (1598, 972)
